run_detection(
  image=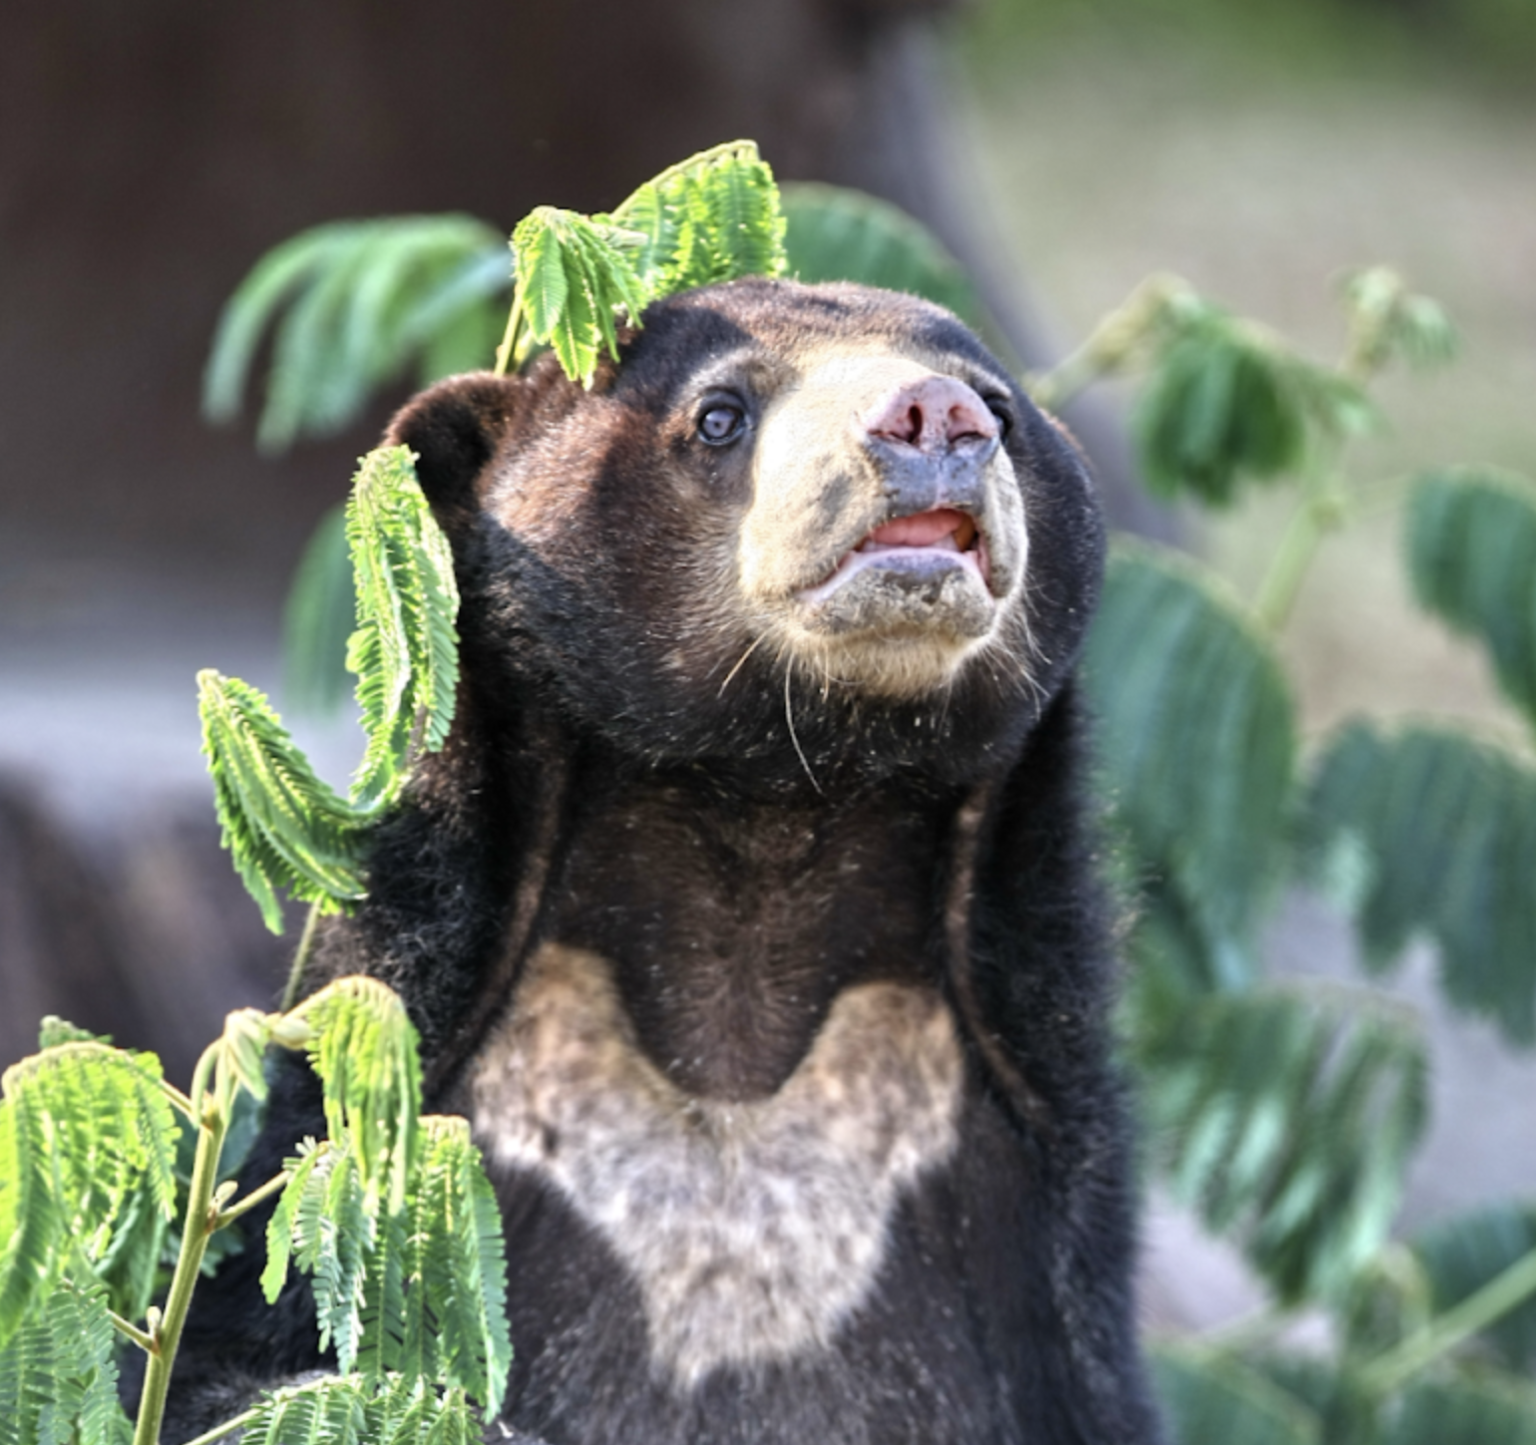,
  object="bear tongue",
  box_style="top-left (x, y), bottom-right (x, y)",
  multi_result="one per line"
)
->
top-left (865, 508), bottom-right (972, 549)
